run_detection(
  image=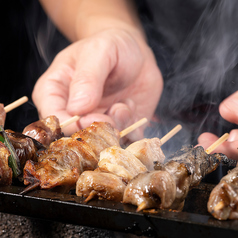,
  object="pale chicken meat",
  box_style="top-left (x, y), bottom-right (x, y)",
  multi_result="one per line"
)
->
top-left (98, 146), bottom-right (148, 183)
top-left (125, 138), bottom-right (165, 170)
top-left (71, 122), bottom-right (120, 159)
top-left (76, 170), bottom-right (126, 202)
top-left (207, 165), bottom-right (238, 220)
top-left (123, 146), bottom-right (227, 211)
top-left (23, 115), bottom-right (63, 147)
